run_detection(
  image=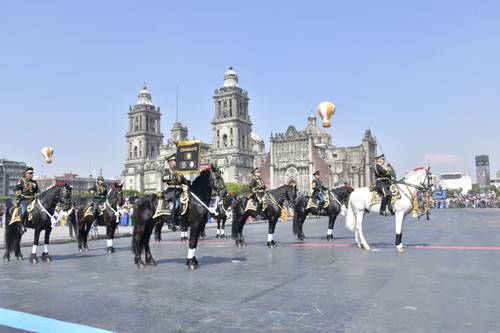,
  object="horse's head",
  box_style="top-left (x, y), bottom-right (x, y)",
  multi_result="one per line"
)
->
top-left (225, 192), bottom-right (238, 208)
top-left (209, 163), bottom-right (228, 198)
top-left (49, 182), bottom-right (72, 211)
top-left (60, 183), bottom-right (73, 211)
top-left (404, 167), bottom-right (433, 192)
top-left (332, 185), bottom-right (354, 205)
top-left (285, 180), bottom-right (298, 205)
